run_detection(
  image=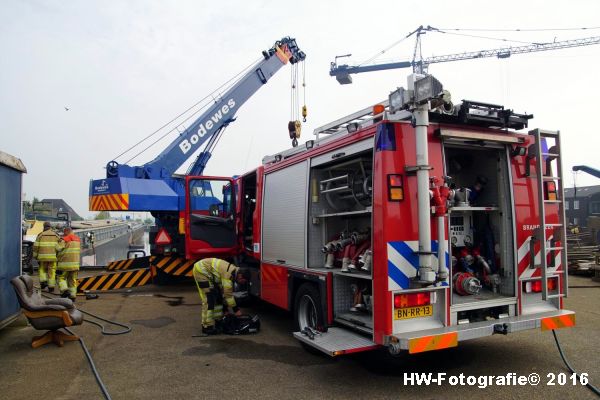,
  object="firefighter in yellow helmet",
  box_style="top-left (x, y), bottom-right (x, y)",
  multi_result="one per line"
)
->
top-left (193, 258), bottom-right (247, 335)
top-left (56, 226), bottom-right (81, 301)
top-left (32, 222), bottom-right (59, 292)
